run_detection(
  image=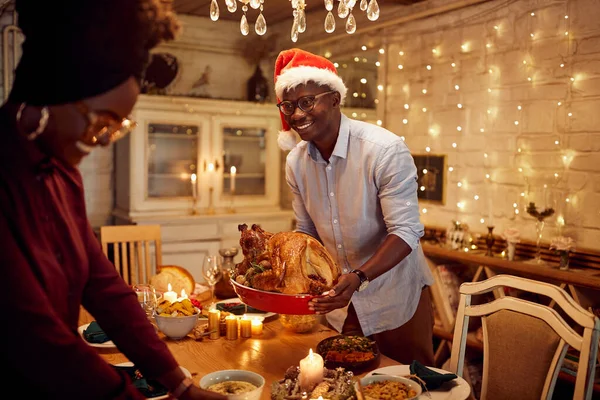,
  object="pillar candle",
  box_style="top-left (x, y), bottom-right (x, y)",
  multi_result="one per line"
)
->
top-left (240, 314), bottom-right (252, 338)
top-left (299, 349), bottom-right (324, 391)
top-left (225, 314), bottom-right (238, 340)
top-left (230, 166), bottom-right (236, 193)
top-left (251, 318), bottom-right (263, 336)
top-left (163, 283), bottom-right (178, 304)
top-left (208, 308), bottom-right (220, 340)
top-left (190, 173), bottom-right (197, 200)
top-left (177, 289), bottom-right (188, 302)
